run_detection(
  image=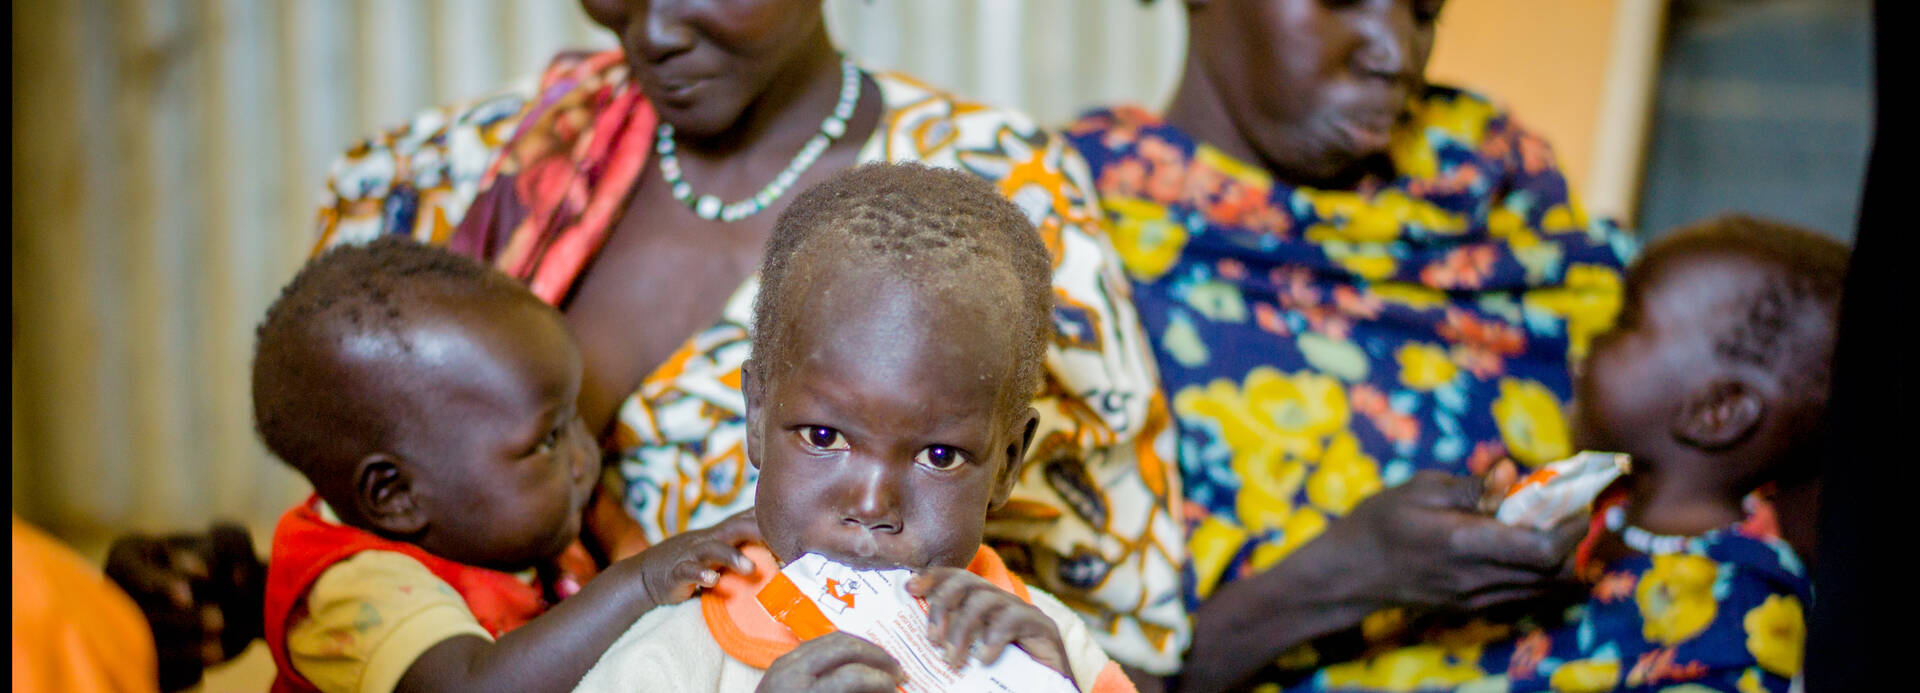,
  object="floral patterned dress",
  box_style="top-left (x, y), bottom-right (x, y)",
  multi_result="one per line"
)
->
top-left (1065, 87), bottom-right (1636, 614)
top-left (314, 51), bottom-right (1188, 672)
top-left (1297, 501), bottom-right (1810, 693)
